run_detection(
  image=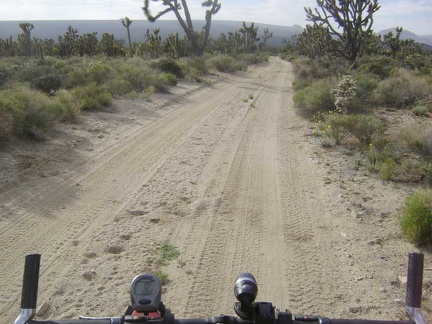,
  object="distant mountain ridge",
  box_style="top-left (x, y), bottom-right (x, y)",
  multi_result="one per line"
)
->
top-left (1, 20), bottom-right (431, 49)
top-left (377, 28), bottom-right (432, 47)
top-left (0, 20), bottom-right (303, 48)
